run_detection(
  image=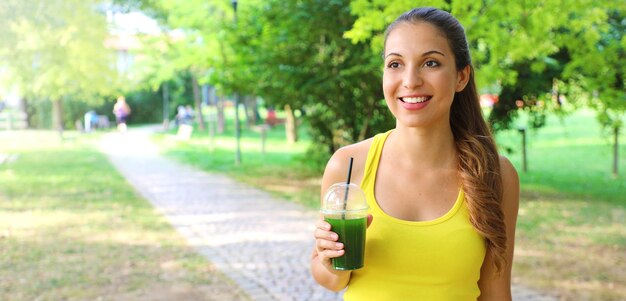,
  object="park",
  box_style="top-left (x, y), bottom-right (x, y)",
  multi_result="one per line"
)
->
top-left (1, 1), bottom-right (625, 300)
